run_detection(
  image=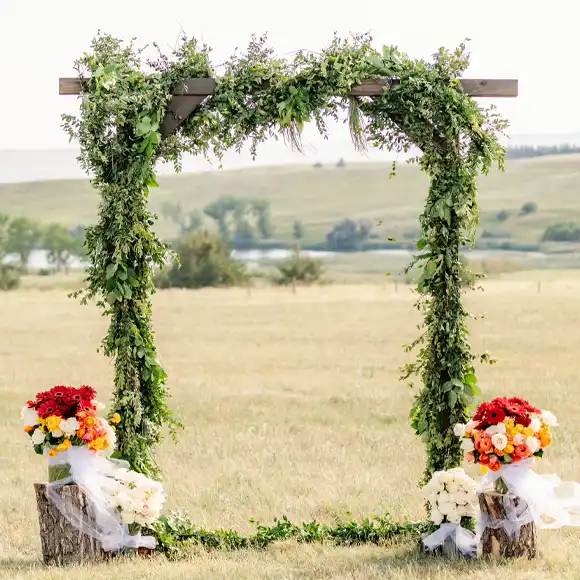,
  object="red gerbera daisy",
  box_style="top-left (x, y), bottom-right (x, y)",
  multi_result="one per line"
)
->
top-left (484, 405), bottom-right (506, 425)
